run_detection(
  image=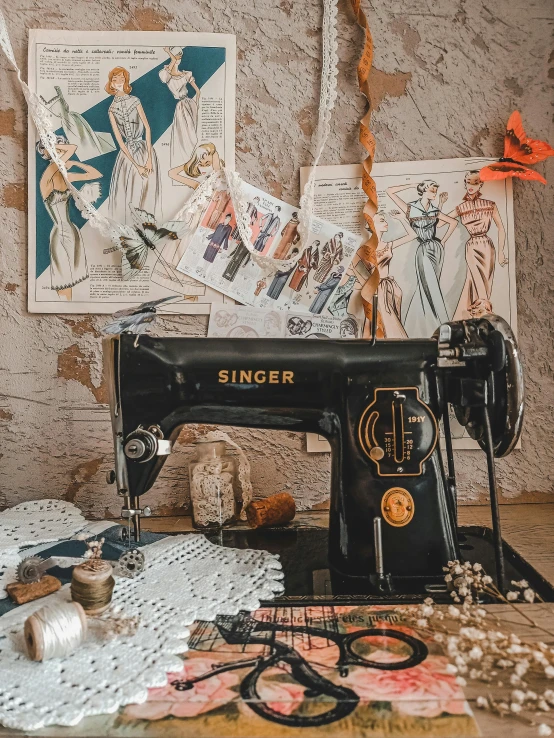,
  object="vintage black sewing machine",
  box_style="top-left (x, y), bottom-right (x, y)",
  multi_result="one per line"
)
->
top-left (104, 313), bottom-right (527, 601)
